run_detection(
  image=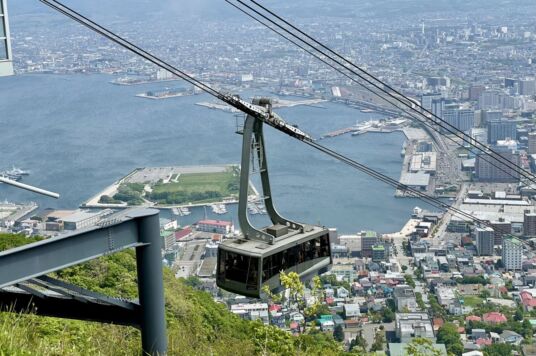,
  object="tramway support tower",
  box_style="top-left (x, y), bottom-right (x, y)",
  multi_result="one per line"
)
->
top-left (0, 209), bottom-right (167, 355)
top-left (217, 98), bottom-right (332, 298)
